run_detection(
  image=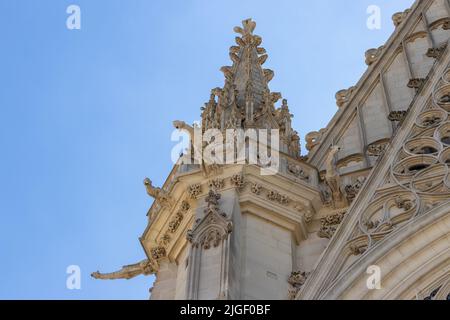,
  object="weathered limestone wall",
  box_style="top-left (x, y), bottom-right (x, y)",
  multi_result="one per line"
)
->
top-left (241, 214), bottom-right (292, 299)
top-left (150, 260), bottom-right (177, 300)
